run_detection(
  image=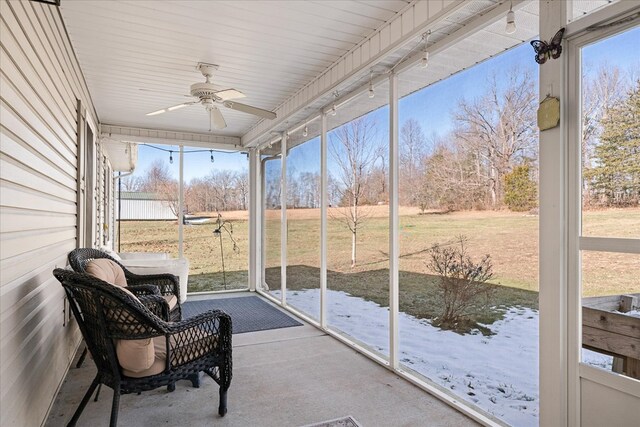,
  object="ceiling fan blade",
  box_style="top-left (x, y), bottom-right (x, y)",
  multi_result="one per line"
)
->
top-left (210, 107), bottom-right (227, 130)
top-left (222, 101), bottom-right (276, 120)
top-left (139, 88), bottom-right (193, 97)
top-left (146, 102), bottom-right (198, 116)
top-left (214, 89), bottom-right (246, 101)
